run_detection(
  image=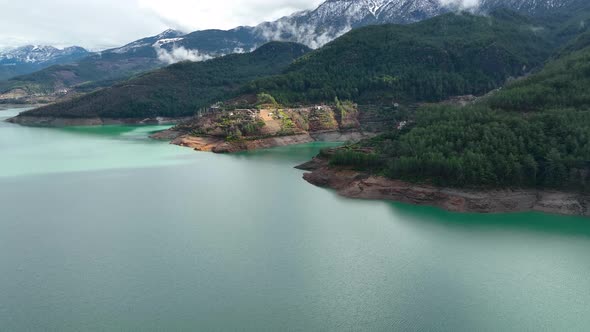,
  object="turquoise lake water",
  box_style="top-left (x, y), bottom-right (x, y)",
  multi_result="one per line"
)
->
top-left (1, 106), bottom-right (589, 331)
